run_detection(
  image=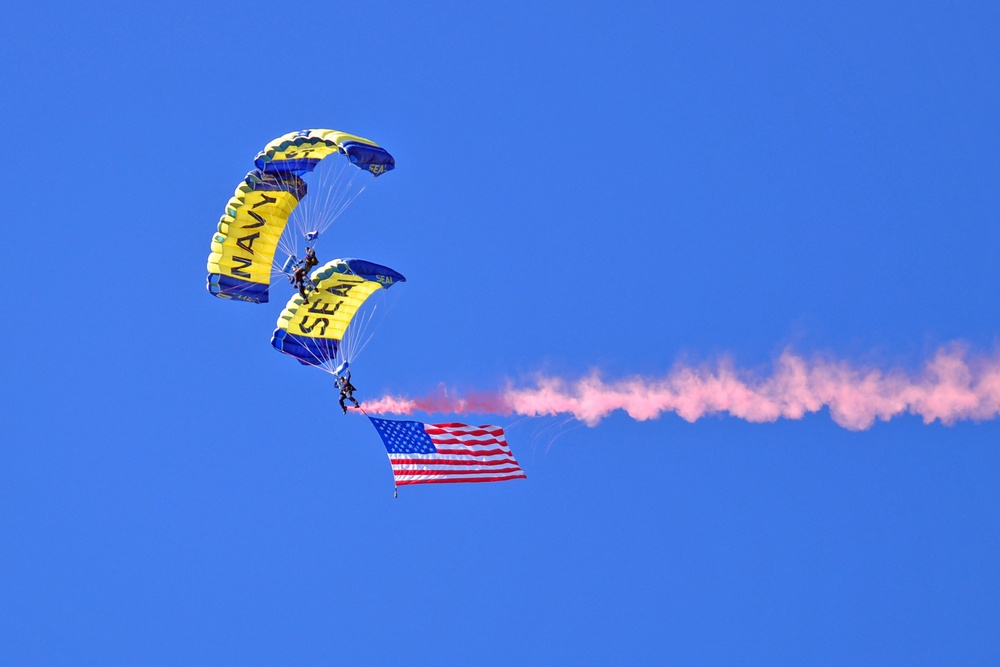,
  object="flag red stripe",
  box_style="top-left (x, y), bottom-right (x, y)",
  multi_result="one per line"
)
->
top-left (428, 424), bottom-right (503, 433)
top-left (389, 456), bottom-right (520, 468)
top-left (429, 436), bottom-right (507, 446)
top-left (392, 466), bottom-right (525, 476)
top-left (396, 472), bottom-right (528, 486)
top-left (438, 447), bottom-right (510, 456)
top-left (426, 431), bottom-right (505, 439)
